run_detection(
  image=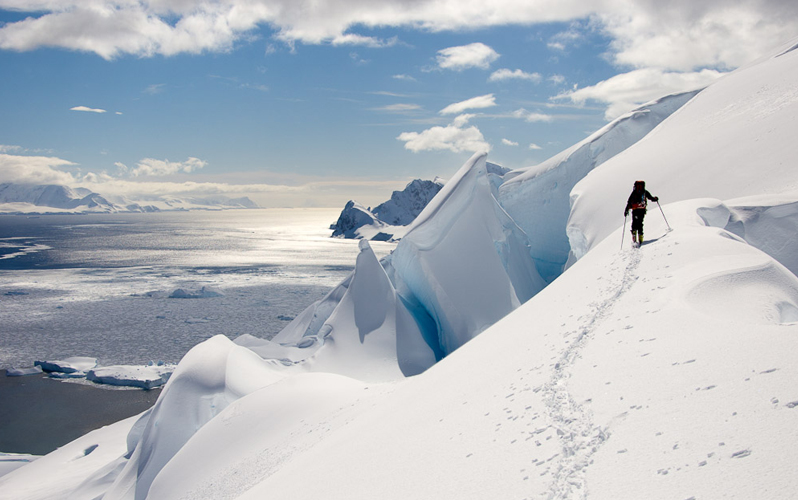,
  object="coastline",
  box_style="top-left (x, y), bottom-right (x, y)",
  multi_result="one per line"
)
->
top-left (0, 371), bottom-right (160, 456)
